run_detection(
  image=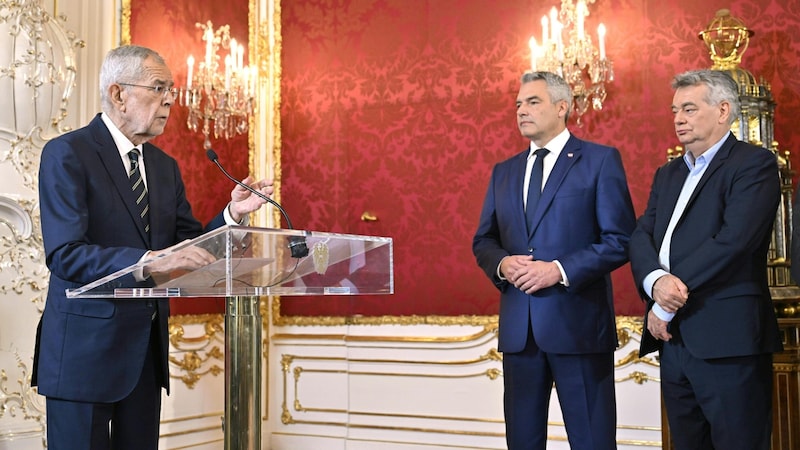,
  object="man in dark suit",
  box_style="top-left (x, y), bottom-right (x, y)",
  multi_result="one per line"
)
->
top-left (35, 45), bottom-right (273, 449)
top-left (629, 69), bottom-right (782, 450)
top-left (473, 71), bottom-right (636, 450)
